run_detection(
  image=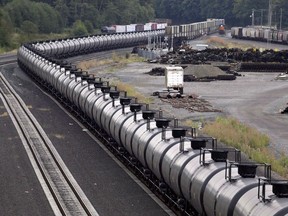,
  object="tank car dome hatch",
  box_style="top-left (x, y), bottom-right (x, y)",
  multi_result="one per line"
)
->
top-left (94, 81), bottom-right (103, 88)
top-left (210, 149), bottom-right (228, 162)
top-left (101, 86), bottom-right (111, 93)
top-left (109, 90), bottom-right (120, 99)
top-left (142, 110), bottom-right (155, 120)
top-left (61, 62), bottom-right (71, 69)
top-left (120, 97), bottom-right (131, 106)
top-left (130, 104), bottom-right (142, 112)
top-left (80, 73), bottom-right (89, 80)
top-left (190, 138), bottom-right (207, 150)
top-left (155, 118), bottom-right (171, 128)
top-left (74, 71), bottom-right (83, 77)
top-left (86, 76), bottom-right (96, 84)
top-left (172, 128), bottom-right (186, 138)
top-left (272, 182), bottom-right (288, 198)
top-left (237, 164), bottom-right (257, 178)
